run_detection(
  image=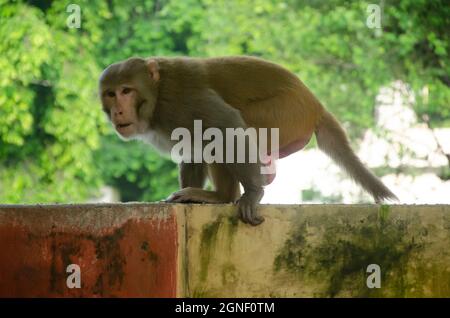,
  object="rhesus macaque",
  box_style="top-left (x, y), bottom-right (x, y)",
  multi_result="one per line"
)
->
top-left (99, 56), bottom-right (398, 225)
